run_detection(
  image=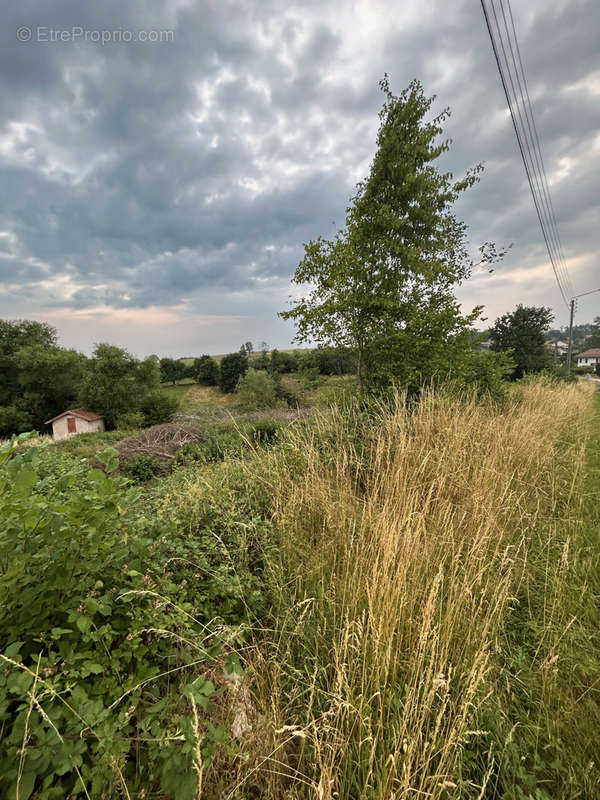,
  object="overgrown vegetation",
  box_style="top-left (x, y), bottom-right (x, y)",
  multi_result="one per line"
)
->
top-left (1, 380), bottom-right (598, 798)
top-left (0, 435), bottom-right (260, 799)
top-left (235, 380), bottom-right (600, 798)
